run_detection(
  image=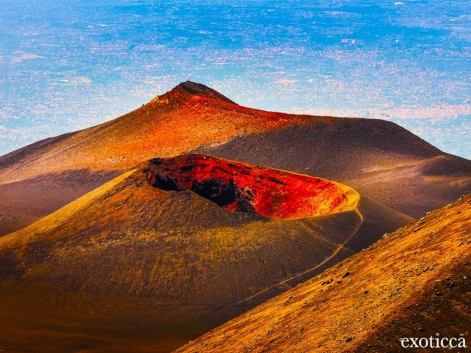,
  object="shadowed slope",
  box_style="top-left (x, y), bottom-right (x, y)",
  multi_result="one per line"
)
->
top-left (178, 195), bottom-right (470, 353)
top-left (198, 120), bottom-right (471, 217)
top-left (0, 158), bottom-right (409, 353)
top-left (0, 169), bottom-right (121, 235)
